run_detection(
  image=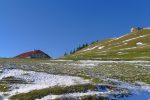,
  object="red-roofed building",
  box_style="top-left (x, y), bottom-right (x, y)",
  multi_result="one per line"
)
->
top-left (15, 50), bottom-right (51, 59)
